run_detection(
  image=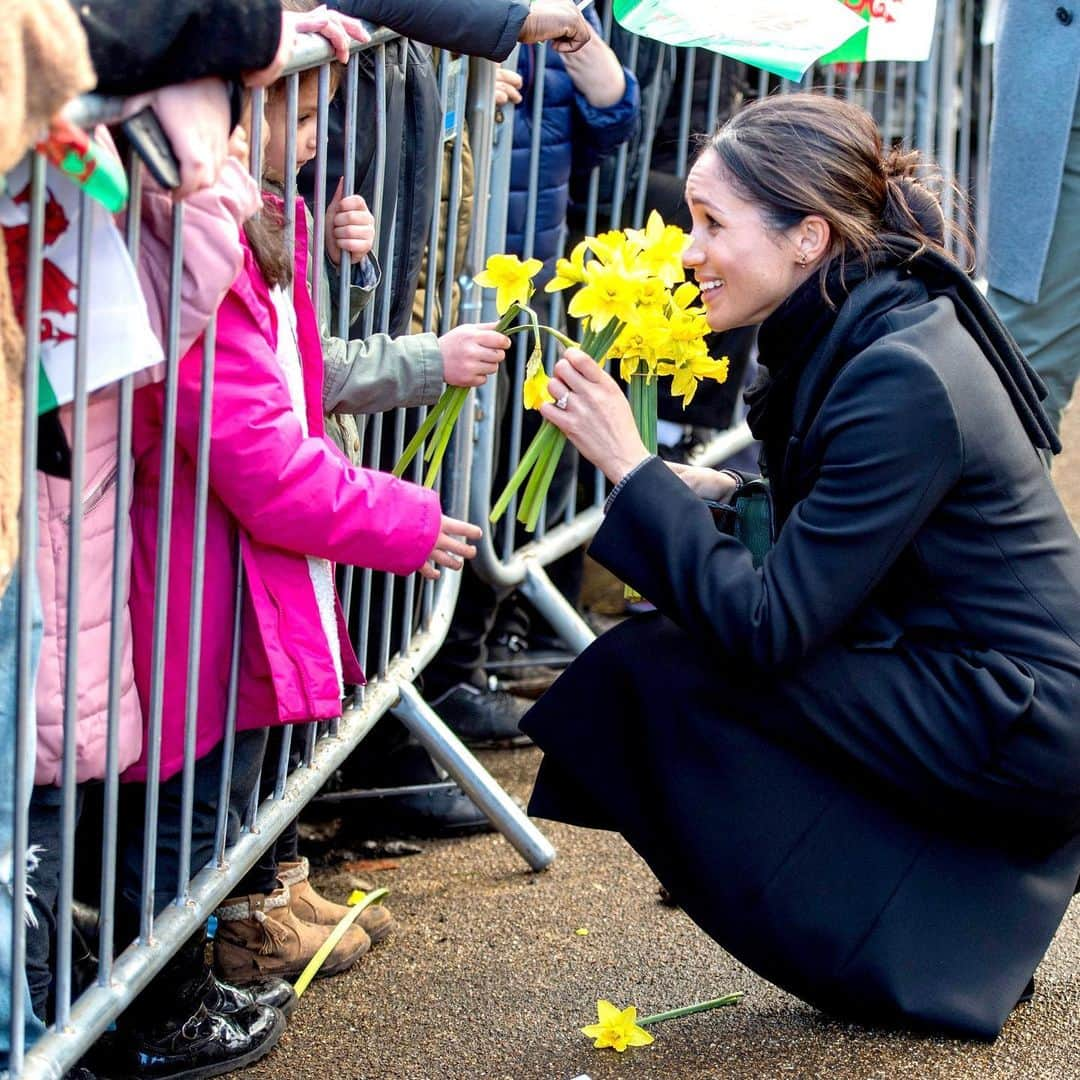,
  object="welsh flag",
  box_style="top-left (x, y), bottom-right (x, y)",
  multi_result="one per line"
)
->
top-left (612, 0), bottom-right (938, 81)
top-left (819, 0), bottom-right (939, 65)
top-left (1, 160), bottom-right (162, 415)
